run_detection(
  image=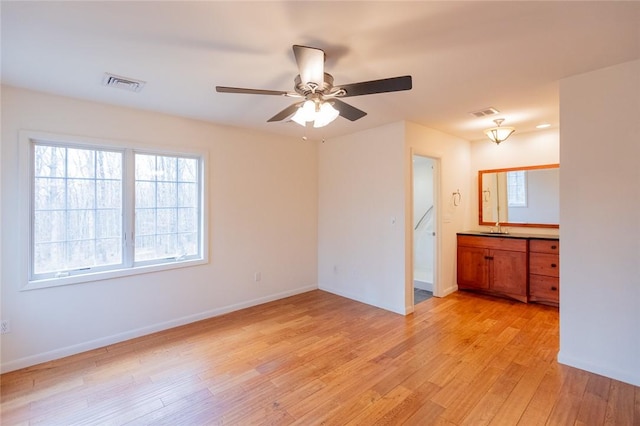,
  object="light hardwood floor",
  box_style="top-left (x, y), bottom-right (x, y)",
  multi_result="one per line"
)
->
top-left (1, 290), bottom-right (638, 425)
